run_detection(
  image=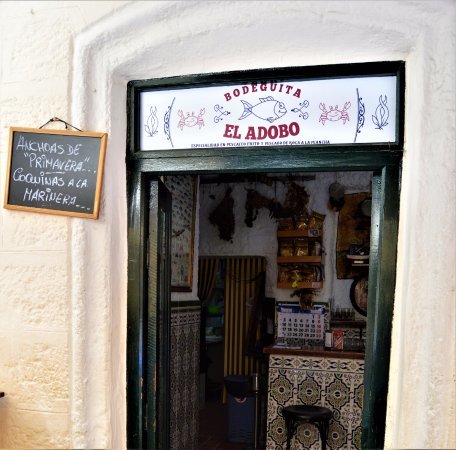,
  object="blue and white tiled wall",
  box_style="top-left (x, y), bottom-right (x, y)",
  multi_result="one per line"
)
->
top-left (170, 305), bottom-right (200, 450)
top-left (266, 355), bottom-right (364, 450)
